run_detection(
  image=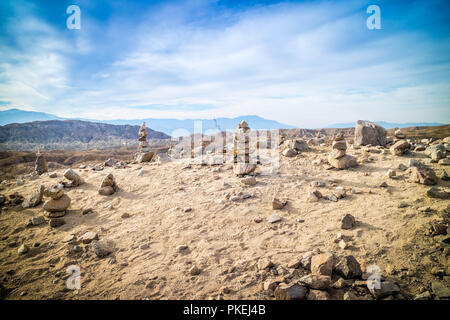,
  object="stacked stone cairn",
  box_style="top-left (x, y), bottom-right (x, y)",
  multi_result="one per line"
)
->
top-left (43, 184), bottom-right (71, 227)
top-left (99, 173), bottom-right (118, 196)
top-left (34, 149), bottom-right (48, 175)
top-left (135, 122), bottom-right (154, 163)
top-left (327, 132), bottom-right (358, 169)
top-left (233, 121), bottom-right (256, 176)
